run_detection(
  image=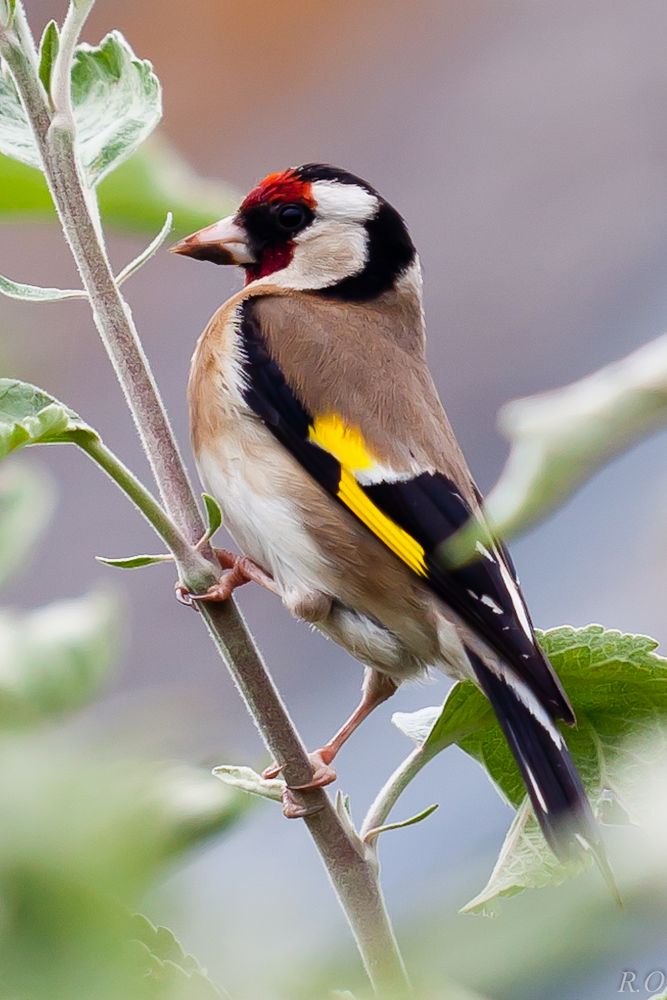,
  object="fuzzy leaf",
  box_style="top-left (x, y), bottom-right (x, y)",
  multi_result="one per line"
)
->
top-left (464, 626), bottom-right (667, 909)
top-left (201, 493), bottom-right (222, 541)
top-left (0, 272), bottom-right (86, 301)
top-left (96, 553), bottom-right (172, 570)
top-left (0, 138), bottom-right (237, 235)
top-left (0, 734), bottom-right (245, 998)
top-left (447, 331), bottom-right (667, 562)
top-left (0, 31), bottom-right (161, 186)
top-left (130, 914), bottom-right (228, 998)
top-left (393, 681), bottom-right (493, 756)
top-left (464, 626), bottom-right (667, 808)
top-left (0, 60), bottom-right (39, 170)
top-left (212, 764), bottom-right (284, 803)
top-left (70, 31), bottom-right (161, 186)
top-left (0, 462), bottom-right (54, 589)
top-left (395, 626), bottom-right (667, 911)
top-left (0, 378), bottom-right (97, 460)
top-left (461, 800), bottom-right (581, 915)
top-left (0, 589), bottom-right (120, 725)
top-left (37, 20), bottom-right (59, 95)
